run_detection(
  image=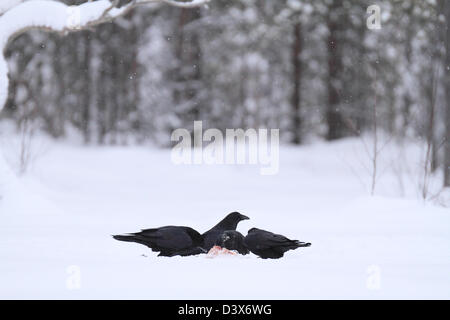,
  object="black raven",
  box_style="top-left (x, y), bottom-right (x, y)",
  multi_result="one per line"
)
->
top-left (214, 230), bottom-right (249, 255)
top-left (202, 212), bottom-right (249, 250)
top-left (113, 226), bottom-right (205, 257)
top-left (244, 228), bottom-right (311, 259)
